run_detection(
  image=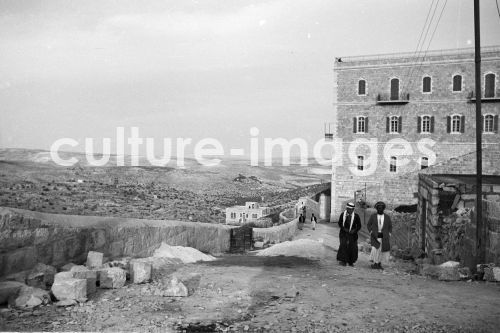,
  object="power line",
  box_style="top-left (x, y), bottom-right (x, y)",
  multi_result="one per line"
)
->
top-left (406, 0), bottom-right (448, 94)
top-left (496, 0), bottom-right (500, 23)
top-left (401, 0), bottom-right (437, 89)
